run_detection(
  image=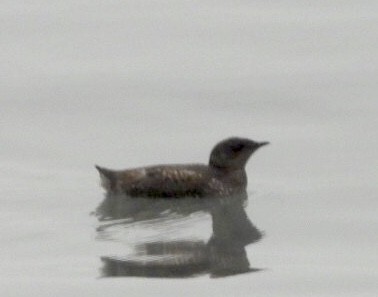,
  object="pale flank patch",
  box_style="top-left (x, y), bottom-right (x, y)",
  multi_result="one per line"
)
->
top-left (99, 172), bottom-right (111, 191)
